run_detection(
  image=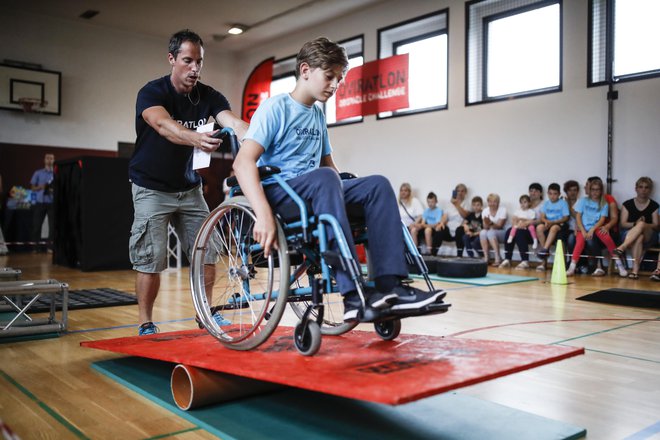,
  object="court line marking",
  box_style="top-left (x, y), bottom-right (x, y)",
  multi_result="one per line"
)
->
top-left (0, 369), bottom-right (91, 440)
top-left (622, 420), bottom-right (660, 440)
